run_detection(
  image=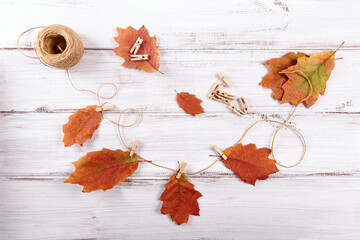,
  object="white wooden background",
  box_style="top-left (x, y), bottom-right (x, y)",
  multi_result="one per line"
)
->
top-left (1, 0), bottom-right (360, 239)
